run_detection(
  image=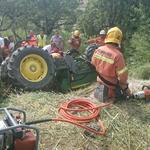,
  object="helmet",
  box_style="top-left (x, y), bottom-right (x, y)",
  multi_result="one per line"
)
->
top-left (105, 27), bottom-right (122, 45)
top-left (99, 30), bottom-right (106, 35)
top-left (73, 30), bottom-right (80, 37)
top-left (51, 53), bottom-right (62, 59)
